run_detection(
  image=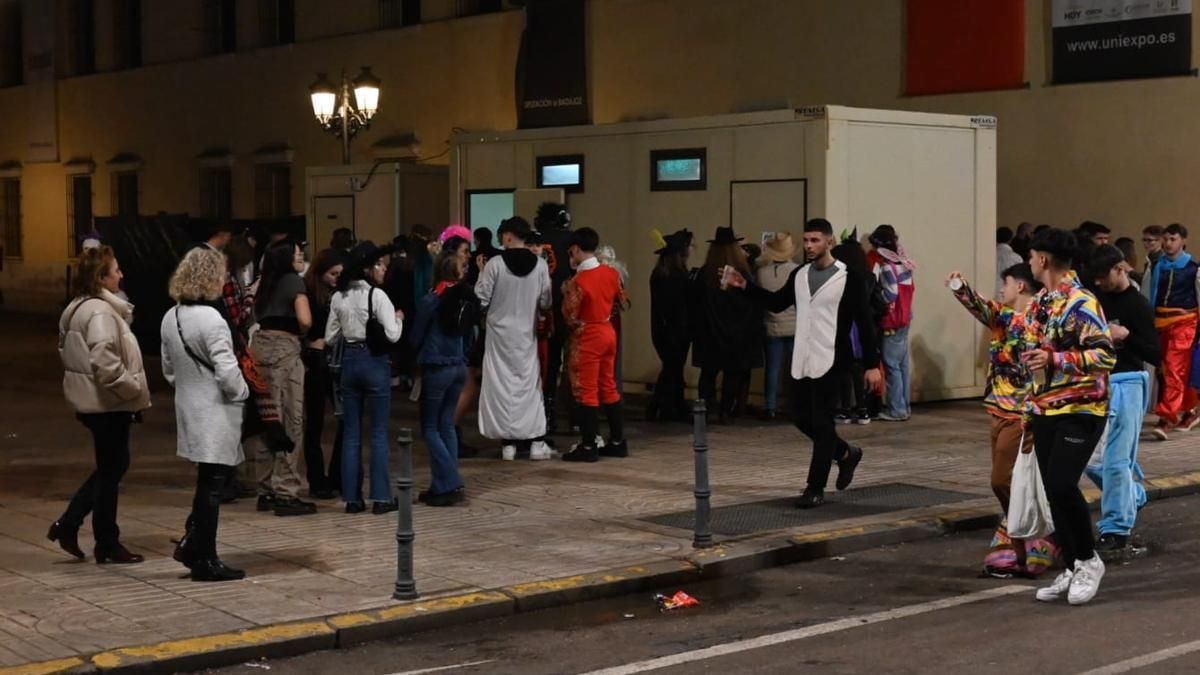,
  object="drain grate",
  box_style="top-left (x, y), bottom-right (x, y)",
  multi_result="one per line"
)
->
top-left (641, 482), bottom-right (979, 536)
